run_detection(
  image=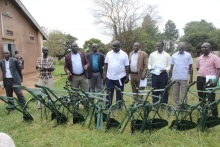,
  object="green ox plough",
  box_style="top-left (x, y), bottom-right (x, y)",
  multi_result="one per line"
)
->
top-left (110, 81), bottom-right (175, 134)
top-left (15, 85), bottom-right (68, 126)
top-left (0, 94), bottom-right (34, 121)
